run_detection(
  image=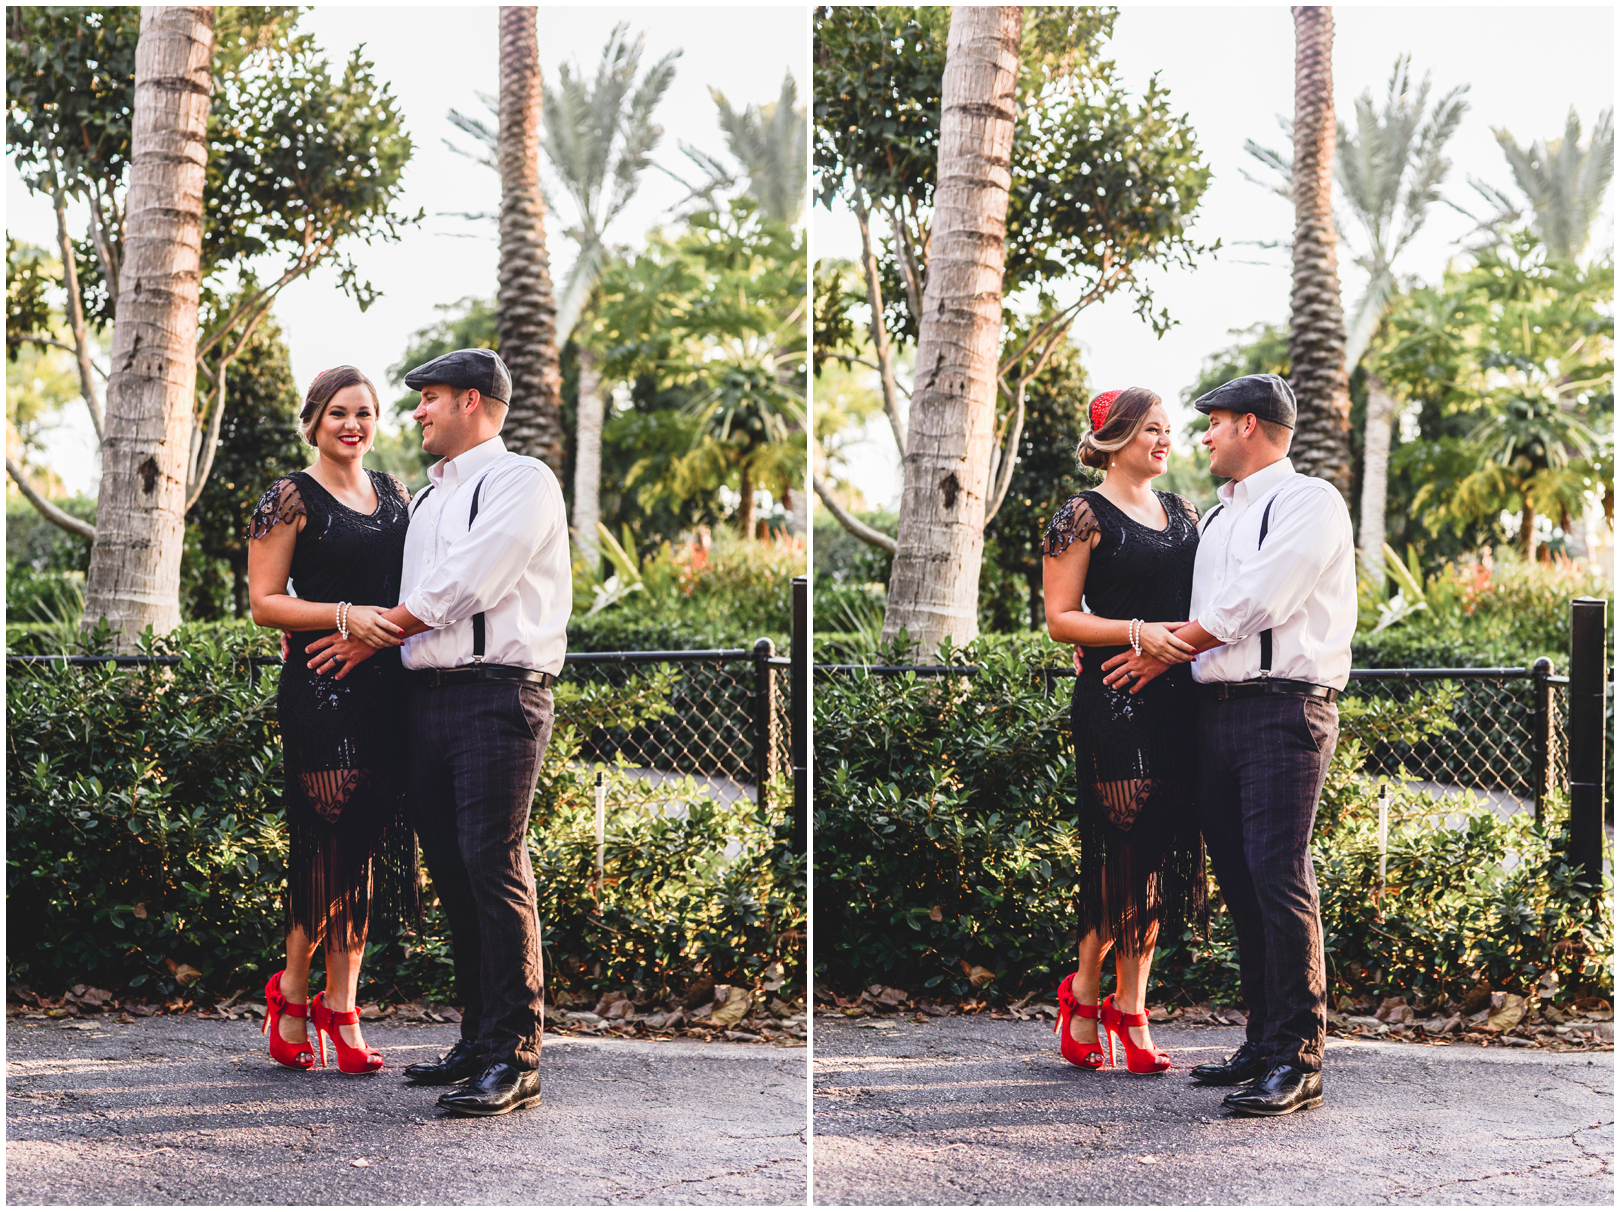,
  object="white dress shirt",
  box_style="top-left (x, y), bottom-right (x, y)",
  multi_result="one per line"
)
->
top-left (401, 435), bottom-right (572, 674)
top-left (1190, 457), bottom-right (1357, 690)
